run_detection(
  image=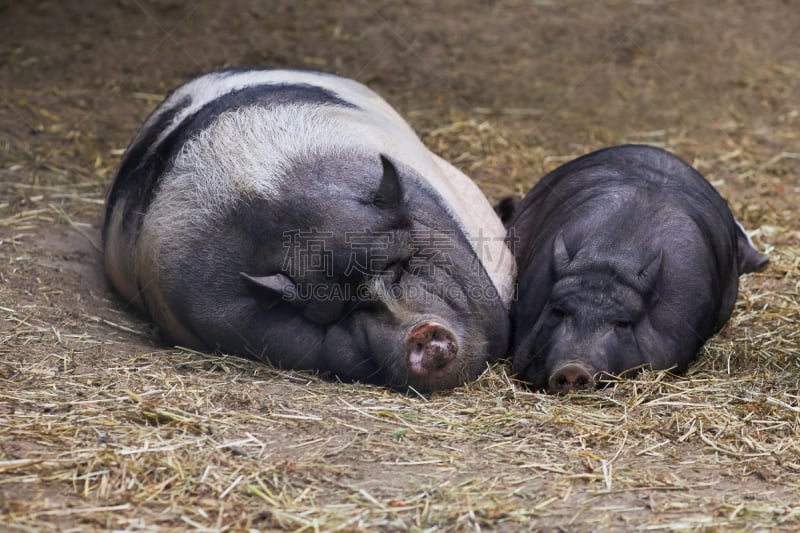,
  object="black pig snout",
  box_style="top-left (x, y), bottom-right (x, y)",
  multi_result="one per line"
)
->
top-left (548, 363), bottom-right (595, 394)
